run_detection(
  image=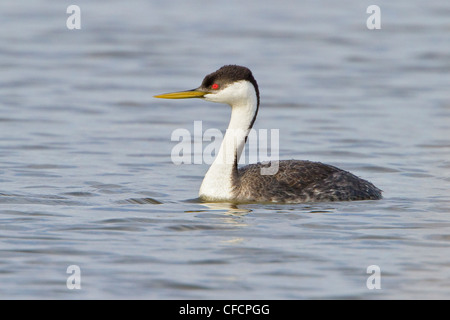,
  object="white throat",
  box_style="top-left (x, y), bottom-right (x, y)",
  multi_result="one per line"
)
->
top-left (199, 81), bottom-right (258, 200)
